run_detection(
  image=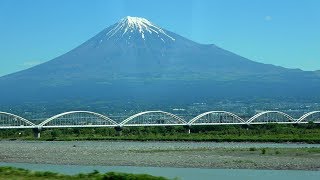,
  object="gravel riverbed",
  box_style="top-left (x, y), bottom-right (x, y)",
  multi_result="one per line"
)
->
top-left (0, 141), bottom-right (319, 170)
